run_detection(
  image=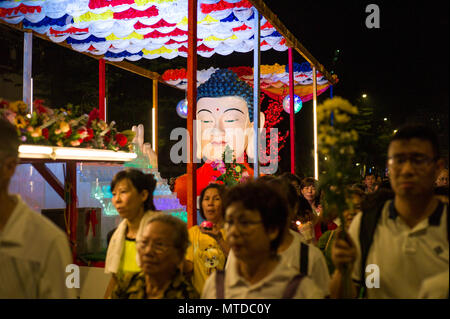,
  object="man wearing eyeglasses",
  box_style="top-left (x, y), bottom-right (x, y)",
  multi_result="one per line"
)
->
top-left (330, 124), bottom-right (448, 298)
